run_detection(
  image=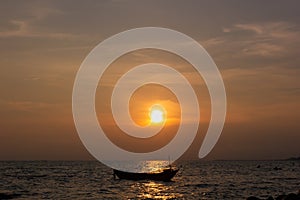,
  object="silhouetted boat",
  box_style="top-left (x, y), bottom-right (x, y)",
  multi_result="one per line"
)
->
top-left (113, 167), bottom-right (179, 181)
